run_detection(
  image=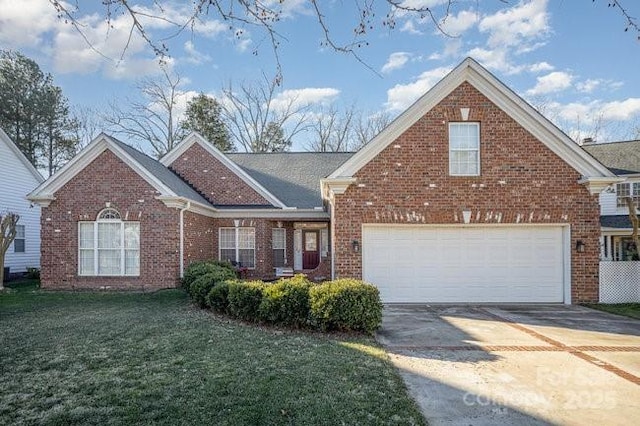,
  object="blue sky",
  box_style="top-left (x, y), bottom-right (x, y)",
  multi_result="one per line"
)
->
top-left (1, 0), bottom-right (639, 152)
